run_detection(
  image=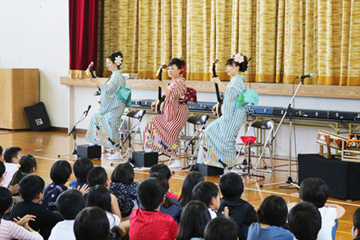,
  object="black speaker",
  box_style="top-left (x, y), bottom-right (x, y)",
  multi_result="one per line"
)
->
top-left (196, 163), bottom-right (224, 176)
top-left (24, 102), bottom-right (51, 131)
top-left (132, 151), bottom-right (158, 167)
top-left (77, 144), bottom-right (101, 159)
